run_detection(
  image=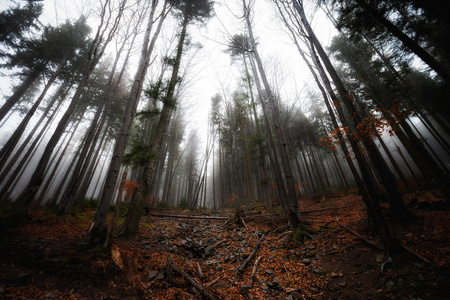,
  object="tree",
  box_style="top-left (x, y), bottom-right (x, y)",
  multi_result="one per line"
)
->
top-left (242, 0), bottom-right (308, 233)
top-left (289, 0), bottom-right (408, 254)
top-left (327, 0), bottom-right (450, 83)
top-left (0, 18), bottom-right (92, 171)
top-left (0, 1), bottom-right (43, 54)
top-left (119, 0), bottom-right (214, 238)
top-left (89, 0), bottom-right (172, 245)
top-left (16, 0), bottom-right (127, 212)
